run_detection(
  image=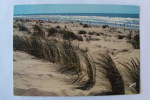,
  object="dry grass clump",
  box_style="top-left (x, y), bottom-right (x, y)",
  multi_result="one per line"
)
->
top-left (78, 30), bottom-right (87, 34)
top-left (119, 58), bottom-right (140, 93)
top-left (13, 35), bottom-right (30, 51)
top-left (55, 25), bottom-right (61, 28)
top-left (18, 23), bottom-right (29, 31)
top-left (47, 28), bottom-right (83, 41)
top-left (88, 32), bottom-right (95, 35)
top-left (126, 30), bottom-right (132, 39)
top-left (95, 52), bottom-right (125, 95)
top-left (13, 23), bottom-right (19, 28)
top-left (89, 38), bottom-right (100, 41)
top-left (95, 33), bottom-right (100, 36)
top-left (126, 31), bottom-right (140, 49)
top-left (32, 26), bottom-right (84, 41)
top-left (102, 25), bottom-right (109, 28)
top-left (100, 32), bottom-right (105, 35)
top-left (75, 52), bottom-right (96, 90)
top-left (88, 31), bottom-right (101, 36)
top-left (80, 22), bottom-right (83, 25)
top-left (58, 41), bottom-right (82, 74)
top-left (126, 29), bottom-right (140, 49)
top-left (47, 27), bottom-right (58, 37)
top-left (130, 34), bottom-right (140, 49)
top-left (83, 24), bottom-right (90, 28)
top-left (64, 26), bottom-right (67, 29)
top-left (33, 25), bottom-right (44, 36)
top-left (62, 30), bottom-right (76, 40)
top-left (117, 35), bottom-right (125, 39)
top-left (79, 23), bottom-right (90, 28)
top-left (85, 36), bottom-right (100, 41)
top-left (74, 35), bottom-right (83, 41)
top-left (60, 30), bottom-right (83, 41)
